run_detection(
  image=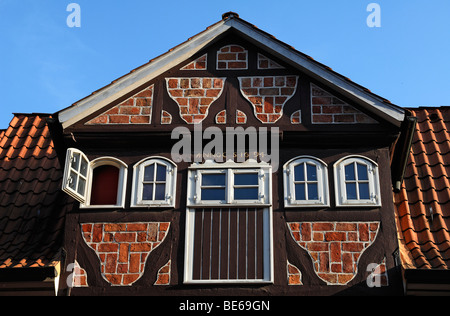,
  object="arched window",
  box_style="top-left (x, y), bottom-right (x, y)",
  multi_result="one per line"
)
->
top-left (283, 156), bottom-right (329, 207)
top-left (131, 157), bottom-right (177, 207)
top-left (87, 157), bottom-right (127, 207)
top-left (334, 156), bottom-right (381, 207)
